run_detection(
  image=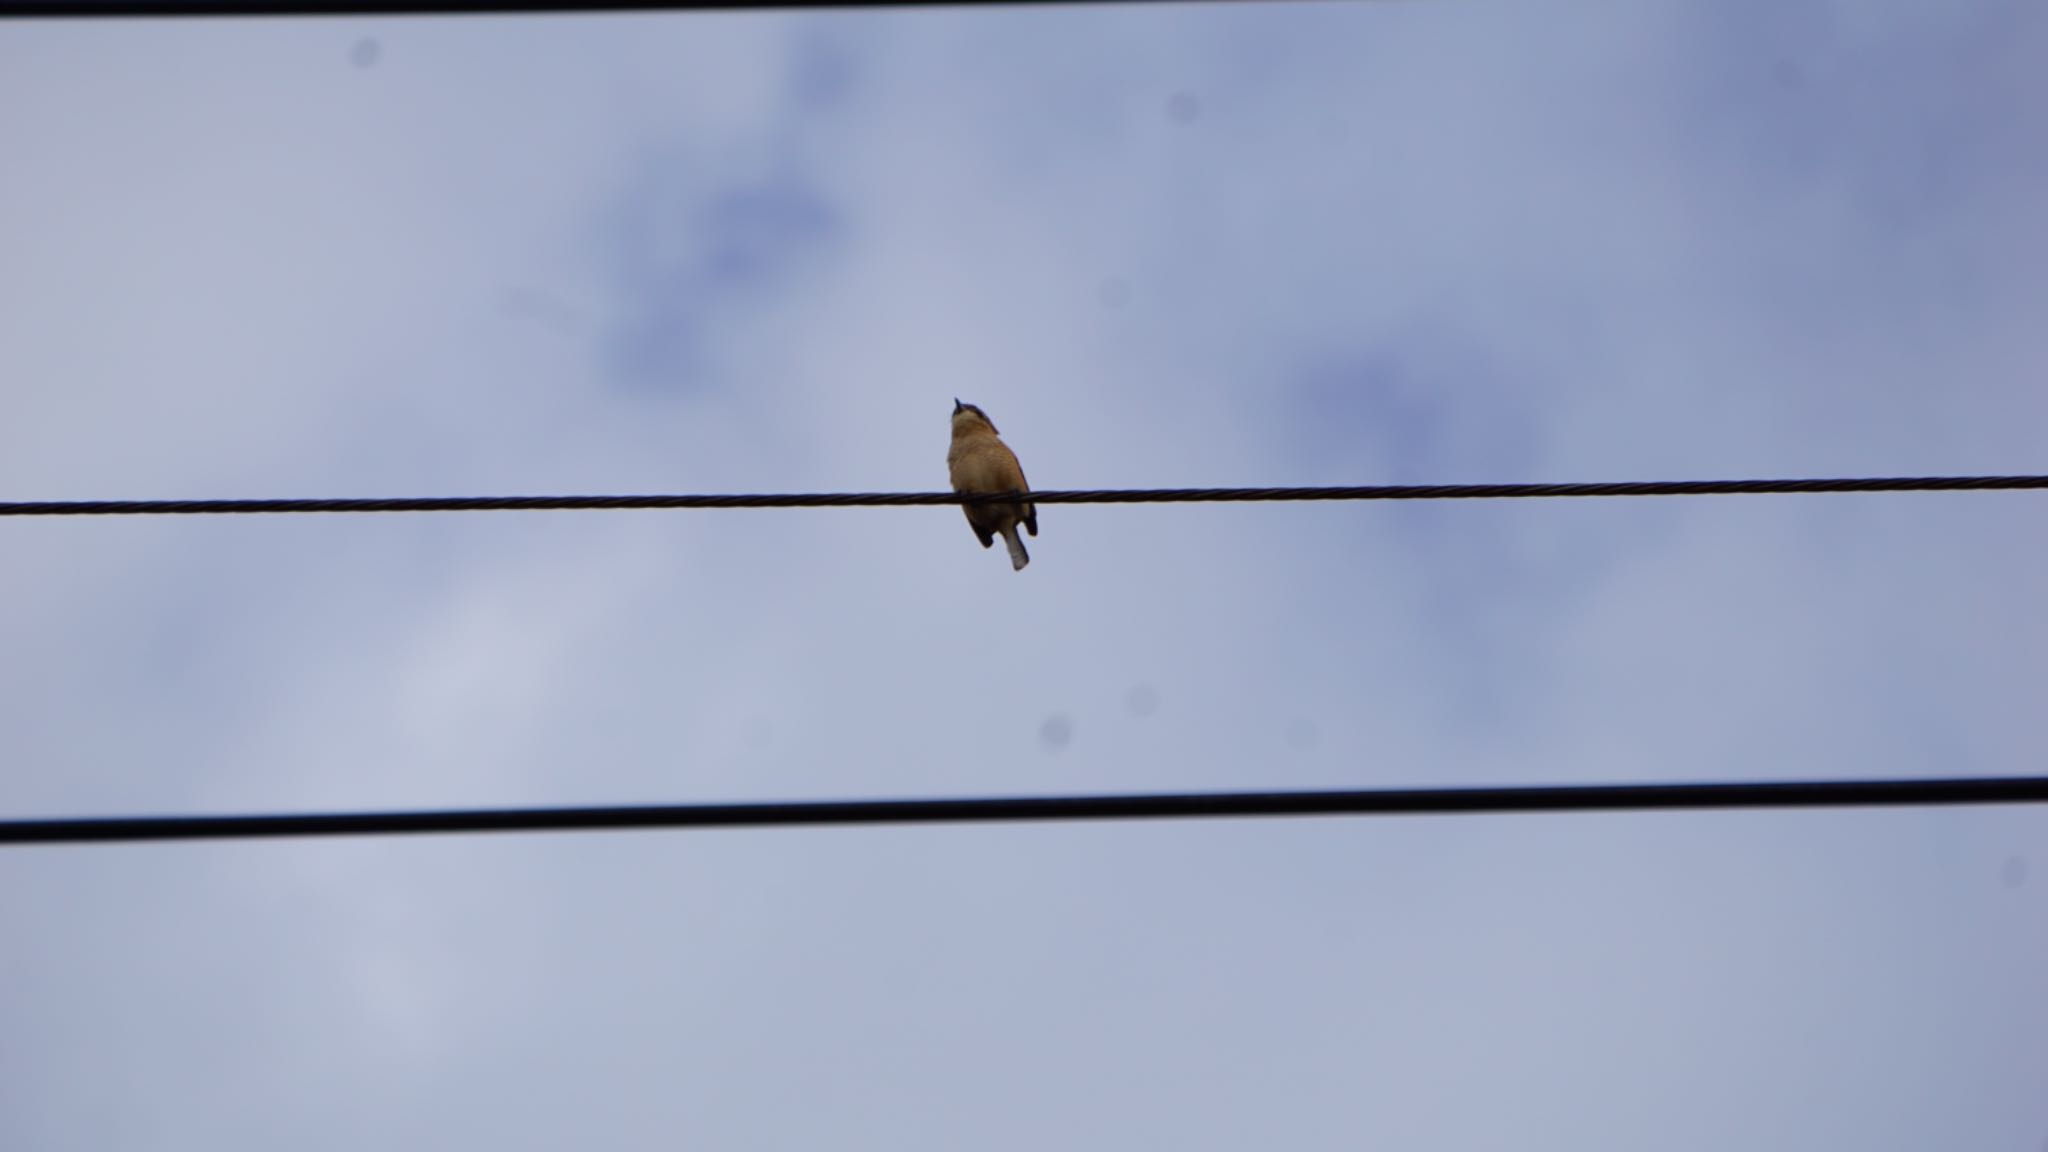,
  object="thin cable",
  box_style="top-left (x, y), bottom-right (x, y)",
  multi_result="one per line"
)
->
top-left (3, 475), bottom-right (2044, 518)
top-left (10, 0), bottom-right (1279, 22)
top-left (7, 775), bottom-right (2047, 846)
